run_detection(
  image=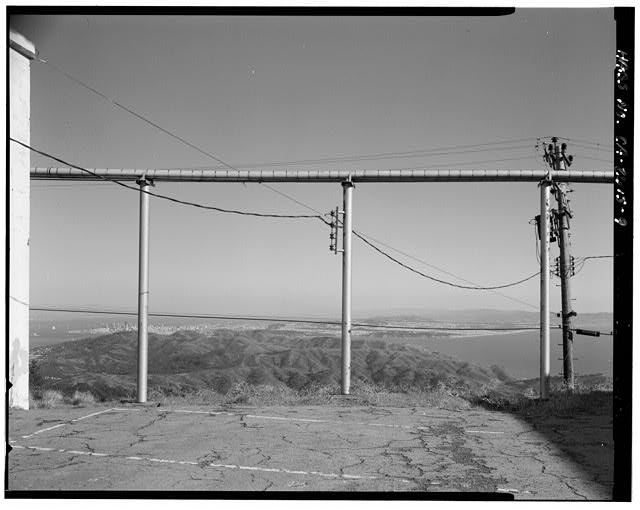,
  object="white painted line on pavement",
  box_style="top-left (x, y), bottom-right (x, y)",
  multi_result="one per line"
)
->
top-left (22, 423), bottom-right (66, 438)
top-left (12, 442), bottom-right (380, 482)
top-left (21, 407), bottom-right (117, 438)
top-left (246, 414), bottom-right (329, 424)
top-left (72, 408), bottom-right (115, 422)
top-left (466, 430), bottom-right (505, 435)
top-left (150, 407), bottom-right (429, 431)
top-left (172, 409), bottom-right (235, 416)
